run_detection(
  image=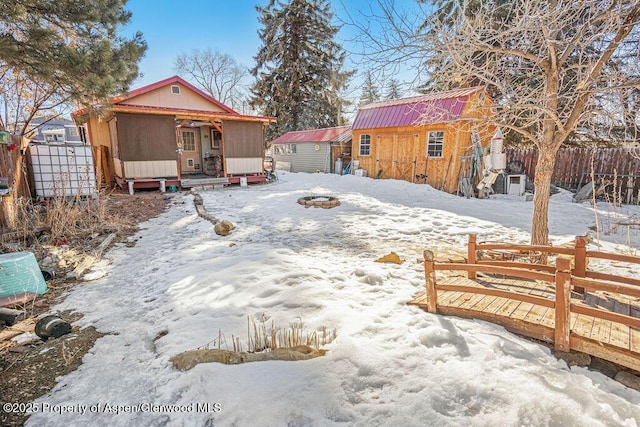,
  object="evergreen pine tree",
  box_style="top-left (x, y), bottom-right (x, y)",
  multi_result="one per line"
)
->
top-left (385, 79), bottom-right (402, 100)
top-left (359, 71), bottom-right (380, 106)
top-left (0, 0), bottom-right (147, 105)
top-left (251, 0), bottom-right (351, 140)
